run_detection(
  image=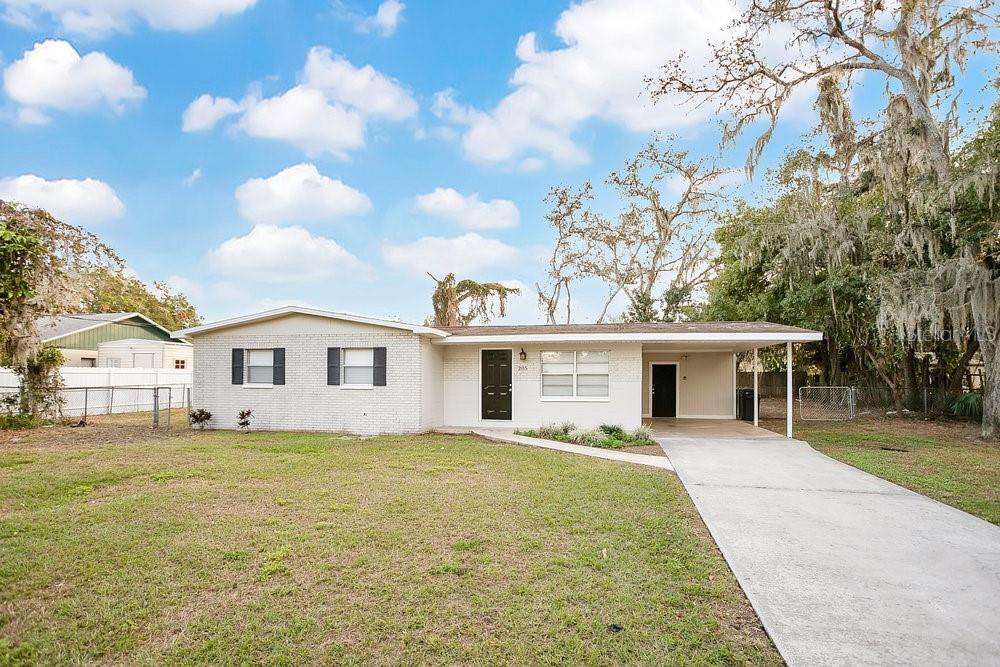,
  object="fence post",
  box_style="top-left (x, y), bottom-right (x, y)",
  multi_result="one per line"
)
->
top-left (166, 388), bottom-right (171, 429)
top-left (923, 387), bottom-right (928, 415)
top-left (152, 389), bottom-right (159, 428)
top-left (83, 387), bottom-right (88, 423)
top-left (108, 386), bottom-right (114, 415)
